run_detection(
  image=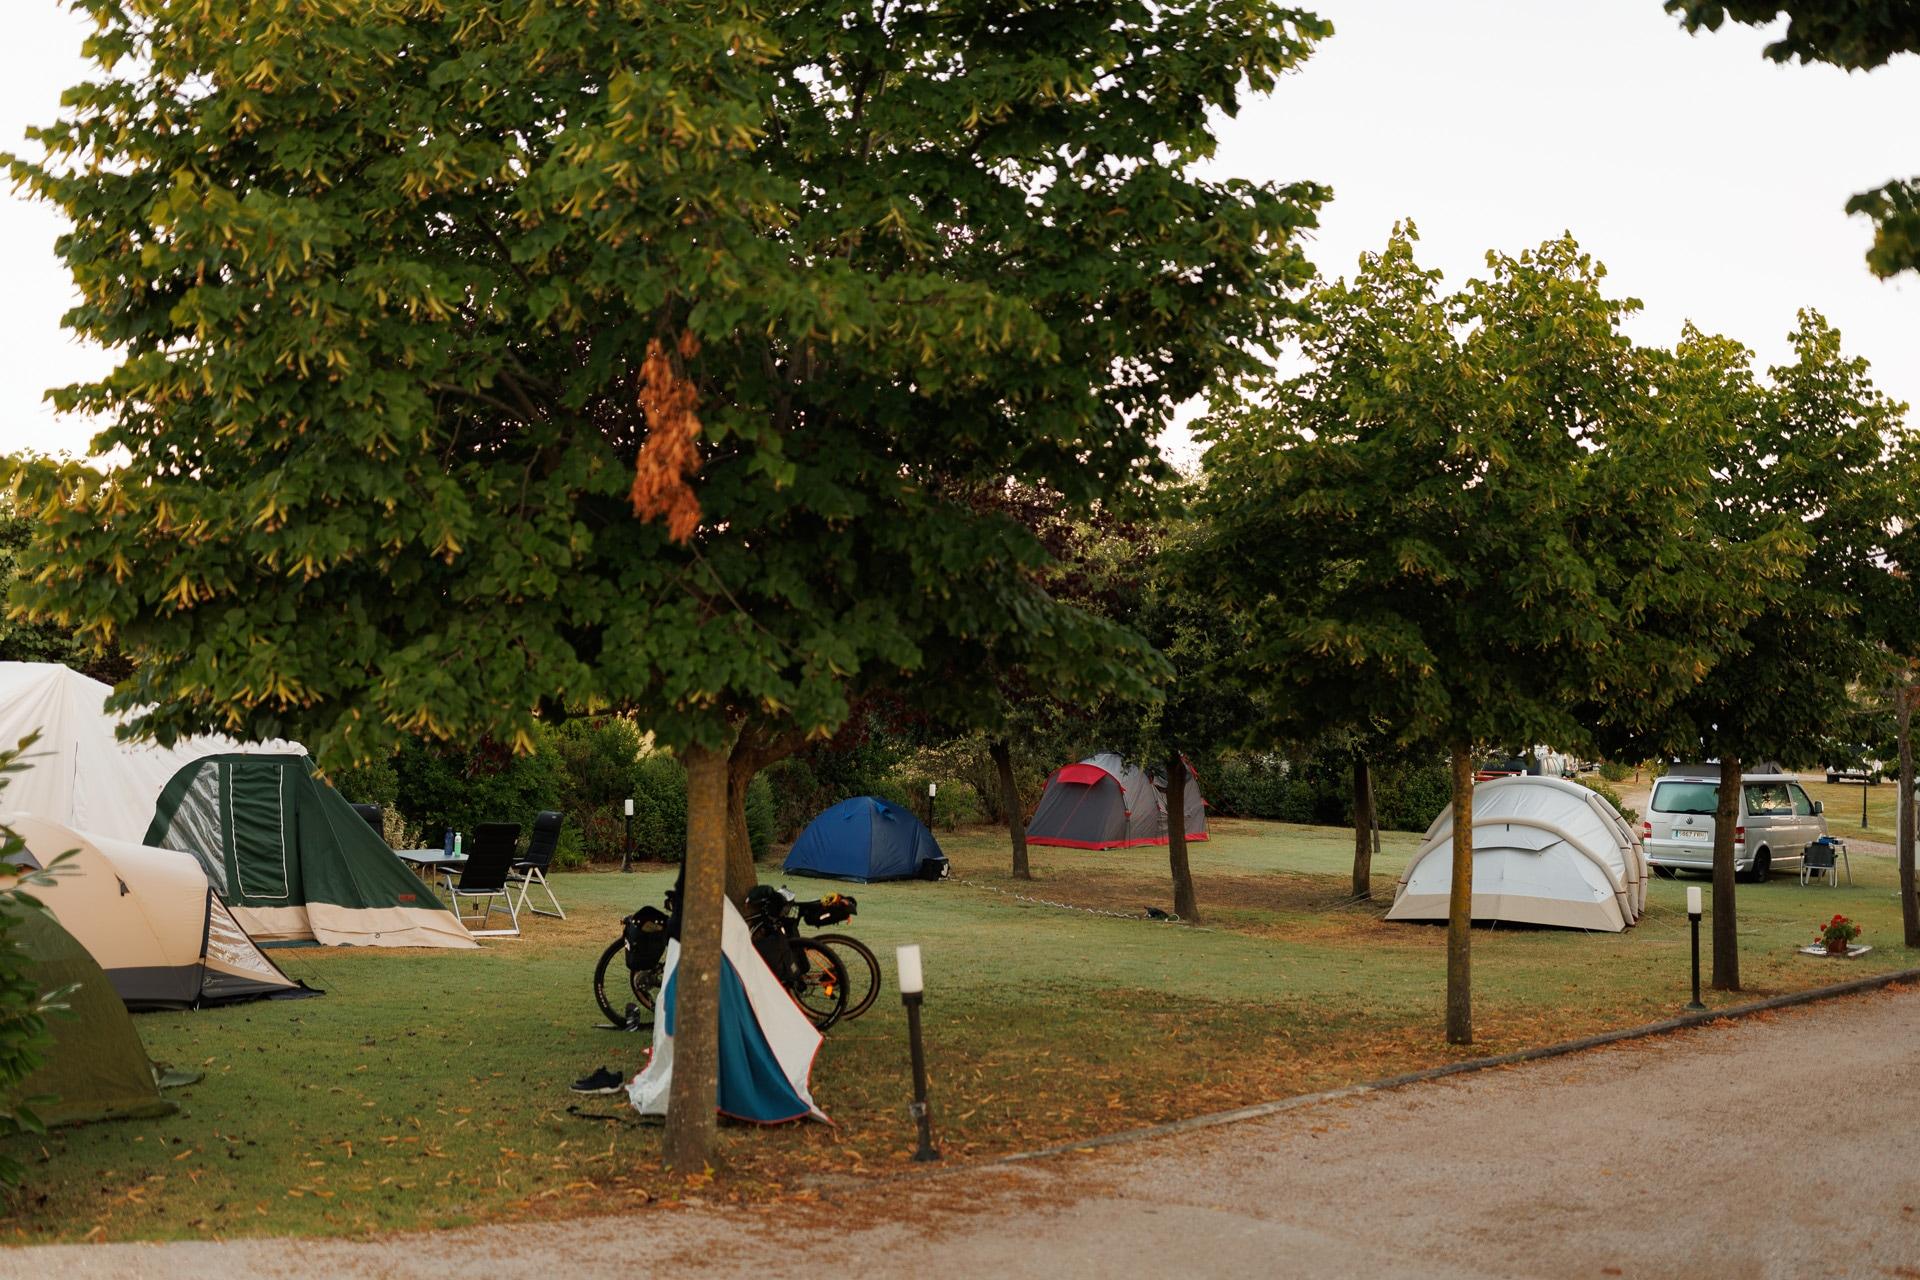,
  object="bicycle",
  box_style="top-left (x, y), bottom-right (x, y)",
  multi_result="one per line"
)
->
top-left (743, 885), bottom-right (850, 1030)
top-left (591, 898), bottom-right (672, 1031)
top-left (792, 892), bottom-right (880, 1021)
top-left (591, 886), bottom-right (851, 1032)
